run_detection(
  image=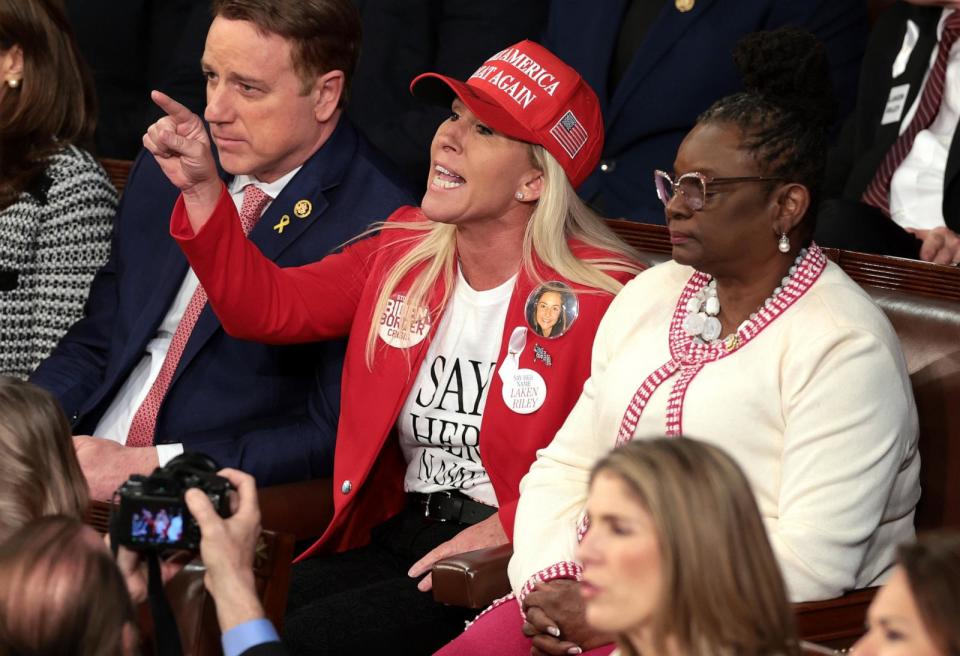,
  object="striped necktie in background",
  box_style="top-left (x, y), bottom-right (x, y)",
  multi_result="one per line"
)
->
top-left (862, 12), bottom-right (960, 216)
